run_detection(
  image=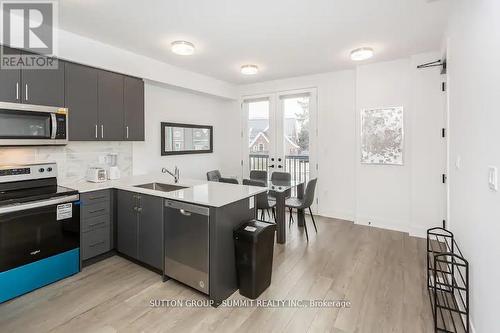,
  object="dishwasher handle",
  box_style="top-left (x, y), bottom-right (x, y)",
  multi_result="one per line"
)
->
top-left (165, 200), bottom-right (209, 216)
